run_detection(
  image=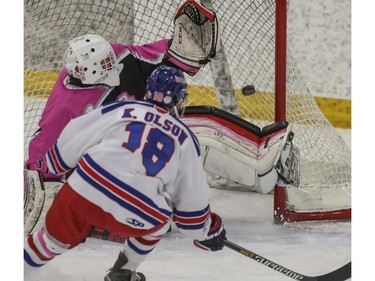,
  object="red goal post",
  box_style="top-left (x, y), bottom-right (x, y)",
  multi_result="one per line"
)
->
top-left (273, 0), bottom-right (350, 223)
top-left (24, 0), bottom-right (351, 224)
